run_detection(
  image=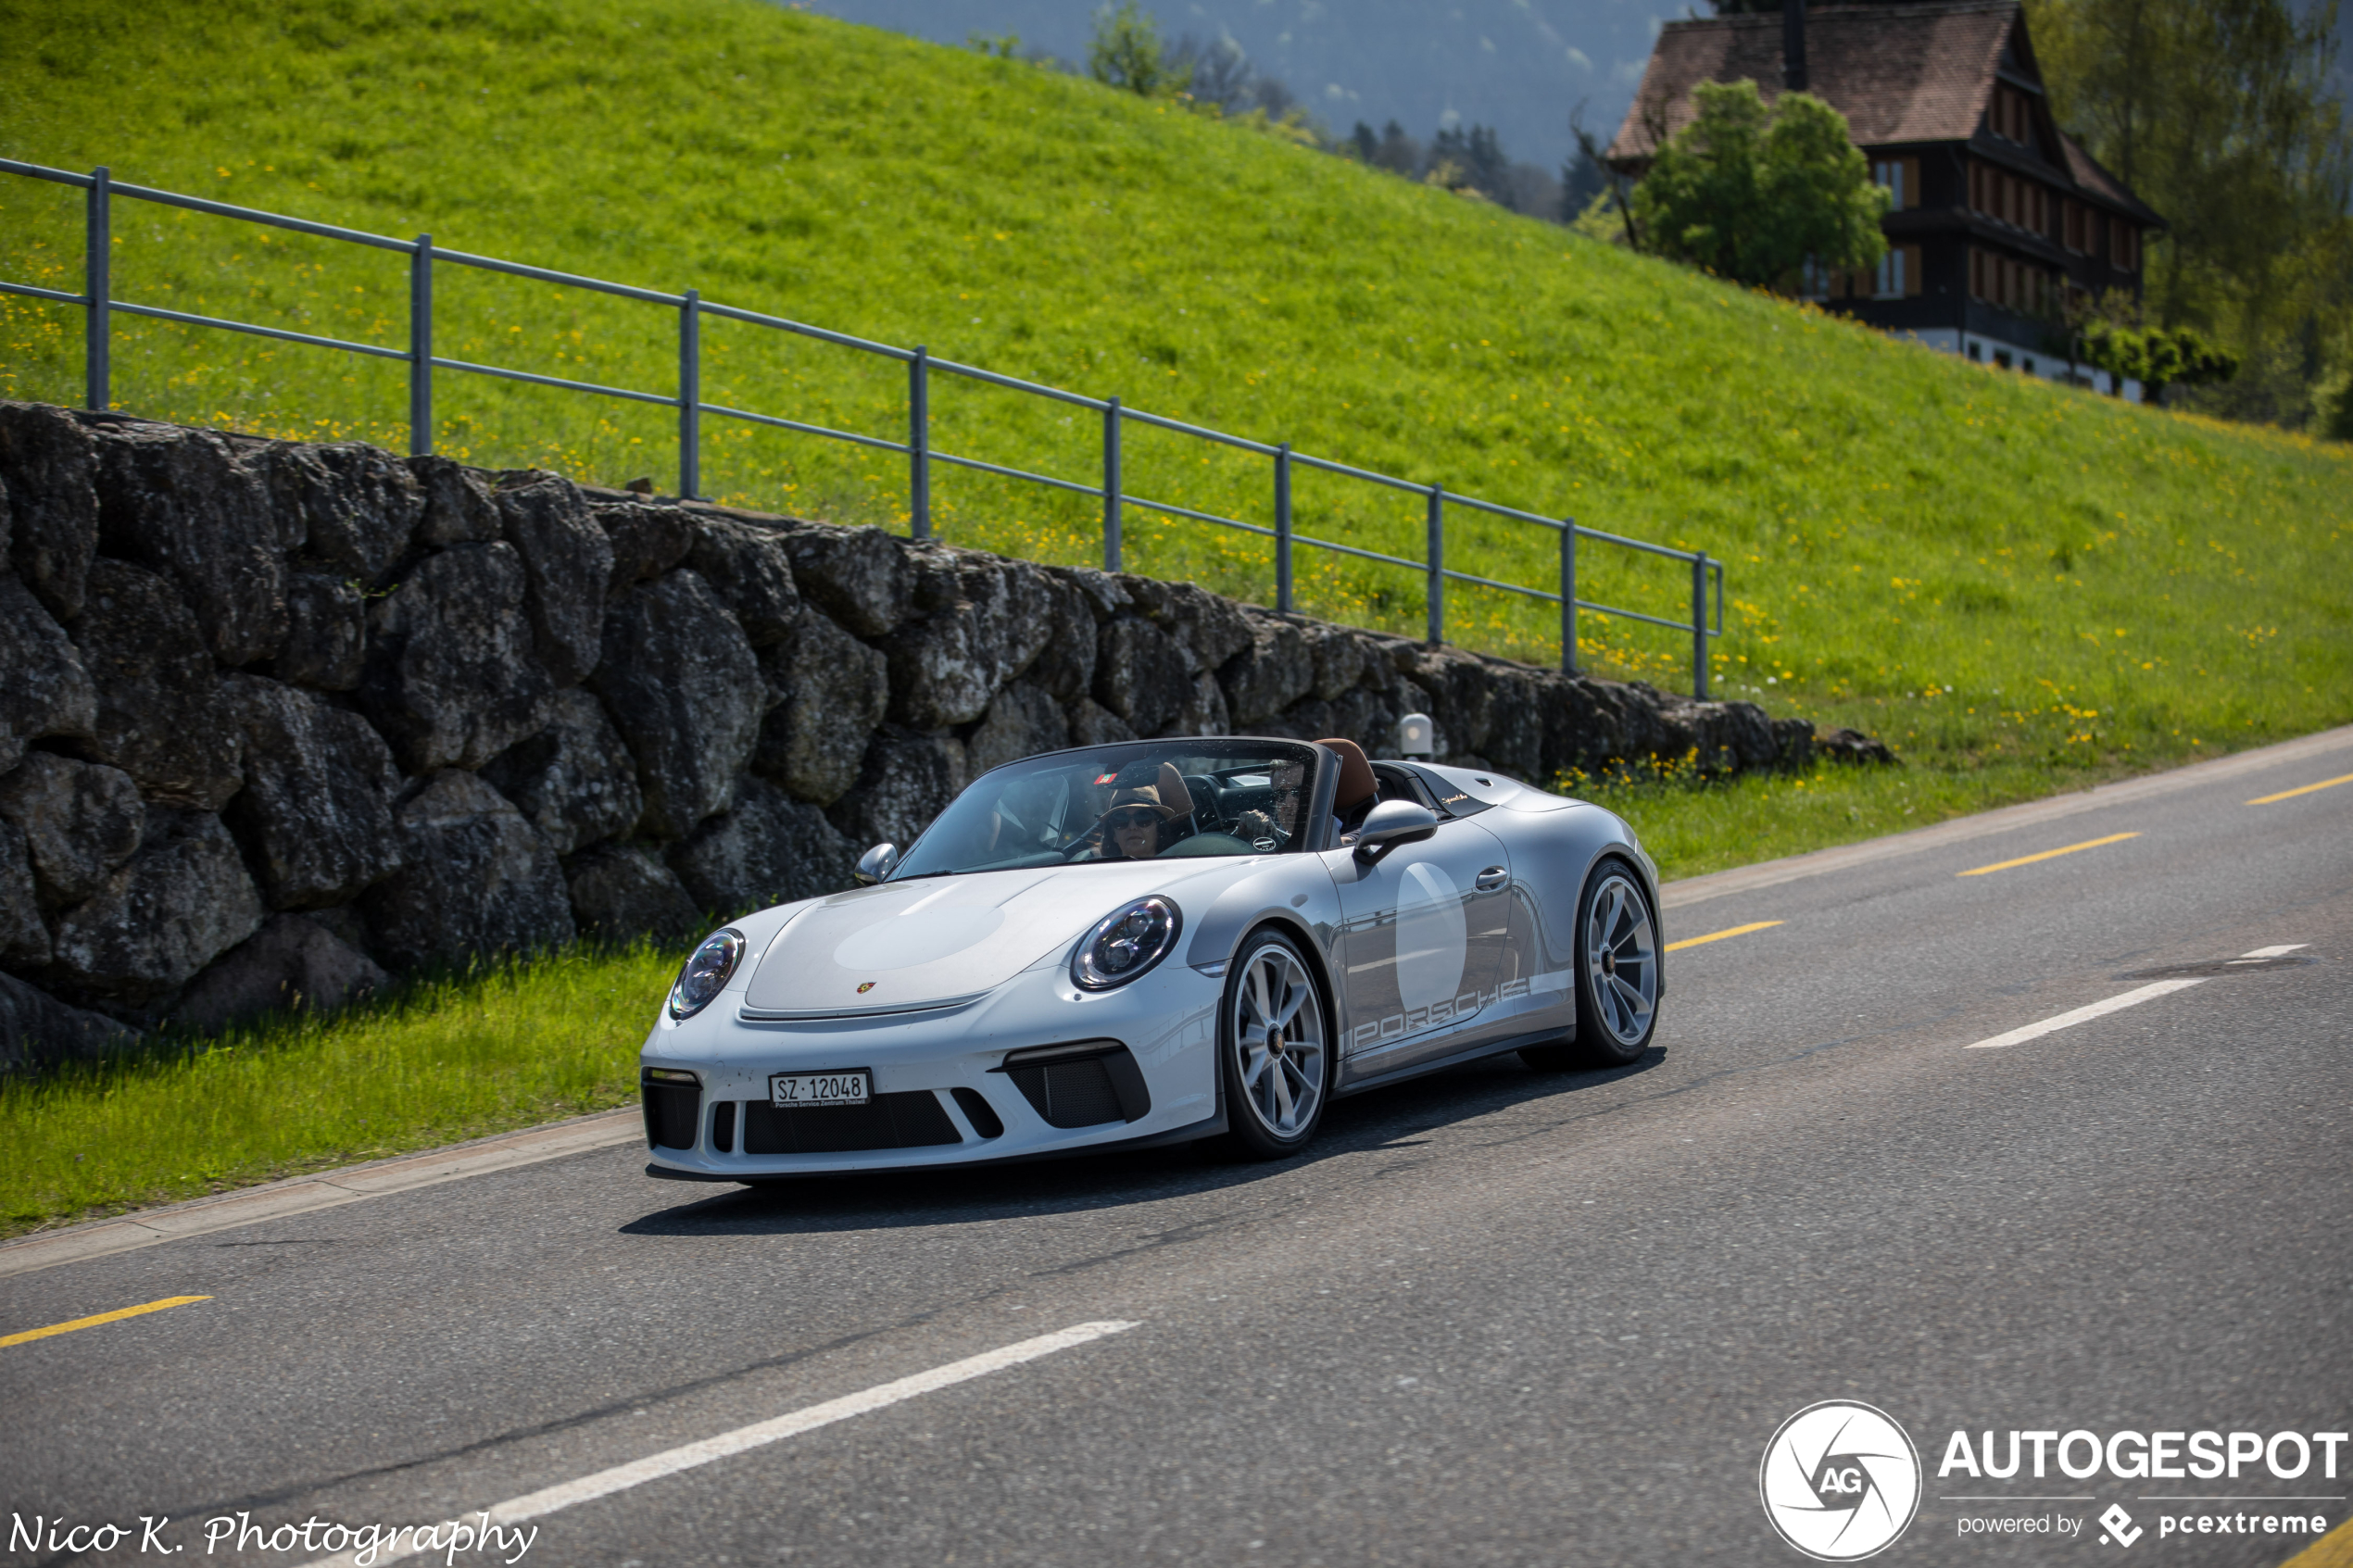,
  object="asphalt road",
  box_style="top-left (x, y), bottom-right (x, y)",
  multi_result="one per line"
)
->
top-left (6, 737), bottom-right (2350, 1568)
